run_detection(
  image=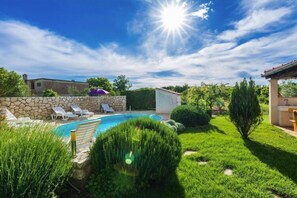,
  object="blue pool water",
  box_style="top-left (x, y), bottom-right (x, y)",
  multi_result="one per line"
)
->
top-left (55, 113), bottom-right (162, 138)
